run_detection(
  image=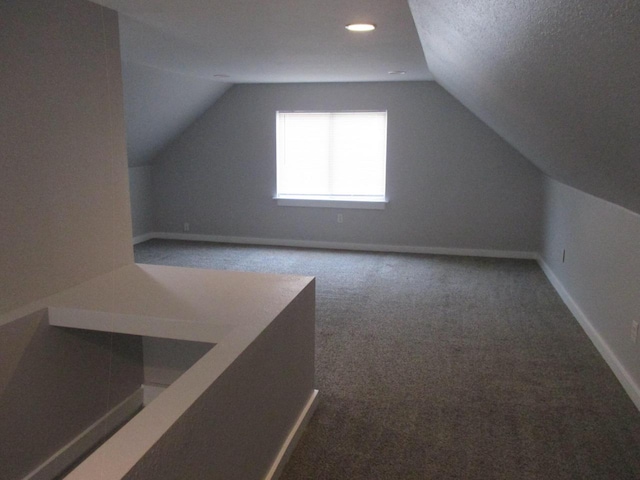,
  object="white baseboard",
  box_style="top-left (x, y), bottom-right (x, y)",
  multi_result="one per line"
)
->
top-left (537, 257), bottom-right (640, 411)
top-left (264, 389), bottom-right (319, 480)
top-left (139, 232), bottom-right (537, 260)
top-left (23, 388), bottom-right (143, 480)
top-left (132, 232), bottom-right (156, 245)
